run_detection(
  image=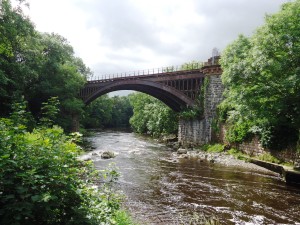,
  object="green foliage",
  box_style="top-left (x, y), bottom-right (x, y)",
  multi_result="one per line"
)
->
top-left (220, 1), bottom-right (300, 149)
top-left (227, 148), bottom-right (241, 156)
top-left (28, 33), bottom-right (87, 131)
top-left (114, 210), bottom-right (138, 225)
top-left (83, 95), bottom-right (113, 128)
top-left (180, 60), bottom-right (203, 70)
top-left (129, 93), bottom-right (178, 137)
top-left (256, 153), bottom-right (281, 164)
top-left (110, 96), bottom-right (133, 128)
top-left (82, 95), bottom-right (133, 129)
top-left (225, 121), bottom-right (253, 143)
top-left (0, 106), bottom-right (128, 224)
top-left (39, 96), bottom-right (60, 127)
top-left (0, 0), bottom-right (35, 114)
top-left (179, 63), bottom-right (207, 120)
top-left (227, 148), bottom-right (248, 160)
top-left (179, 106), bottom-right (202, 119)
top-left (0, 1), bottom-right (90, 131)
top-left (10, 98), bottom-right (35, 129)
top-left (201, 144), bottom-right (225, 153)
top-left (202, 77), bottom-right (210, 111)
